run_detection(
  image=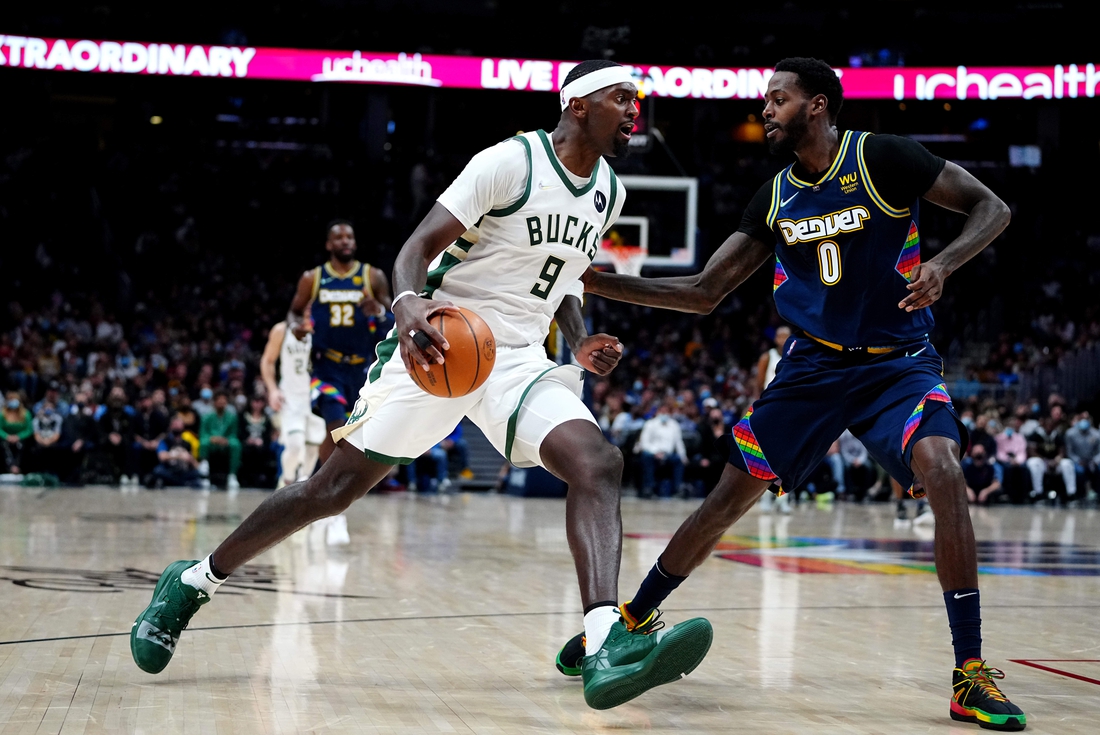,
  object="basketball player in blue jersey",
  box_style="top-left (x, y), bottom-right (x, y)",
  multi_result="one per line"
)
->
top-left (566, 58), bottom-right (1026, 730)
top-left (130, 60), bottom-right (713, 711)
top-left (289, 219), bottom-right (393, 465)
top-left (284, 220), bottom-right (392, 543)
